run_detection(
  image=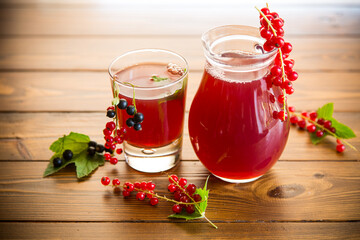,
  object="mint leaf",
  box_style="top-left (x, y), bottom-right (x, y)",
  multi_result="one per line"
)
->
top-left (168, 176), bottom-right (210, 220)
top-left (317, 103), bottom-right (334, 119)
top-left (151, 76), bottom-right (169, 82)
top-left (75, 151), bottom-right (105, 178)
top-left (330, 118), bottom-right (356, 139)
